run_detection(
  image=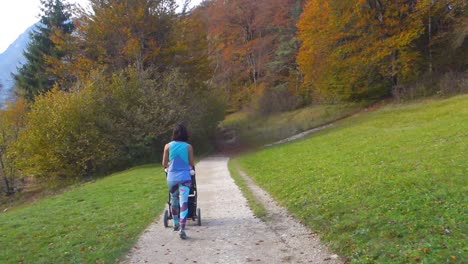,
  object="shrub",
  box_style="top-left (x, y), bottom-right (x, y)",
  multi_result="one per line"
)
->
top-left (255, 84), bottom-right (301, 115)
top-left (13, 67), bottom-right (224, 182)
top-left (439, 71), bottom-right (468, 96)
